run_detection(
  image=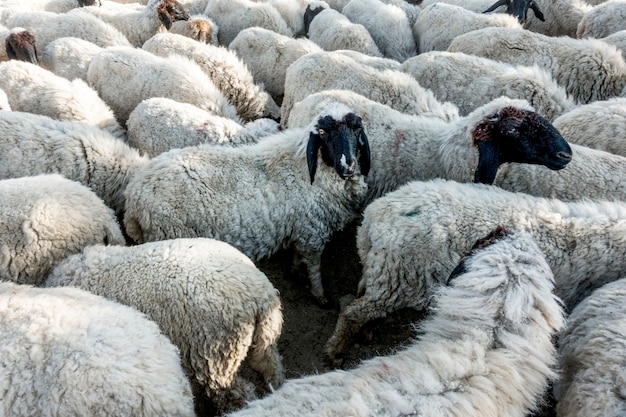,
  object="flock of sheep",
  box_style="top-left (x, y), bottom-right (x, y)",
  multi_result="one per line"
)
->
top-left (0, 0), bottom-right (625, 415)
